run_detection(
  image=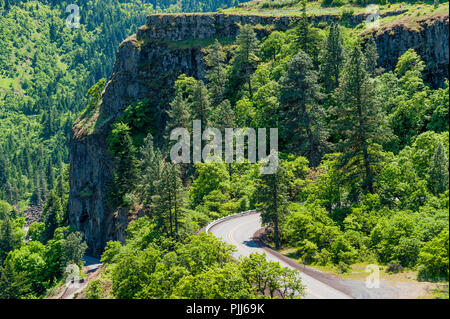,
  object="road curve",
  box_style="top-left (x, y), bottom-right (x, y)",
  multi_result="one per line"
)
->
top-left (209, 213), bottom-right (352, 299)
